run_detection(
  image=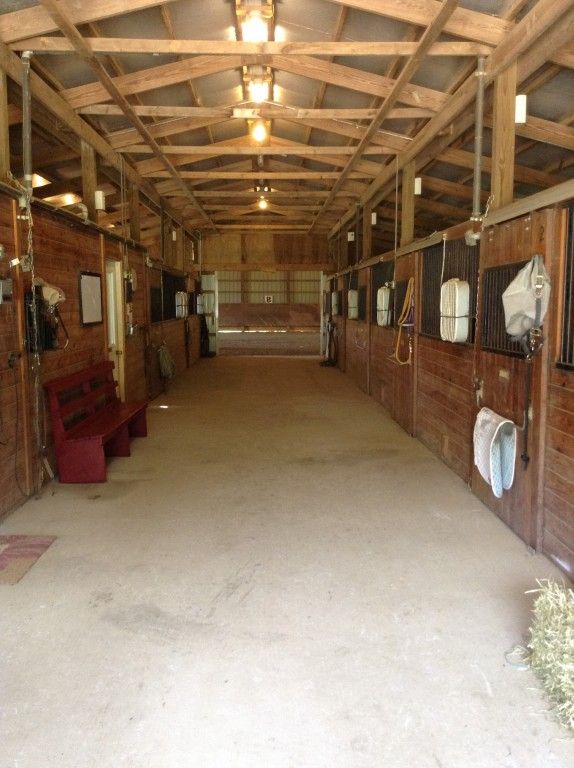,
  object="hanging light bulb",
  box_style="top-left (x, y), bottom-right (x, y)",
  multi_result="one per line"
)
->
top-left (242, 11), bottom-right (269, 43)
top-left (250, 120), bottom-right (268, 143)
top-left (249, 79), bottom-right (270, 103)
top-left (258, 197), bottom-right (268, 210)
